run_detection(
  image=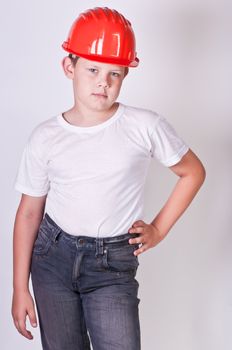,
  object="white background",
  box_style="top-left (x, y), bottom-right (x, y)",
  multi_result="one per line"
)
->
top-left (1, 0), bottom-right (231, 349)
